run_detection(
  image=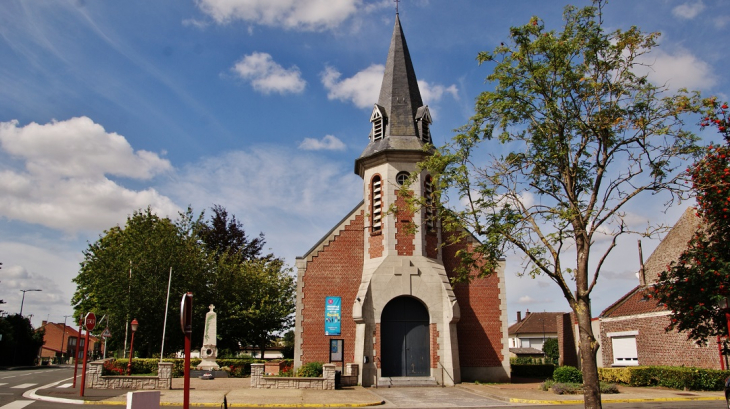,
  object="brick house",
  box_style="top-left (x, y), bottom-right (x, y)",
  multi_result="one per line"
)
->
top-left (507, 311), bottom-right (564, 357)
top-left (293, 14), bottom-right (509, 387)
top-left (39, 320), bottom-right (100, 362)
top-left (599, 208), bottom-right (721, 368)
